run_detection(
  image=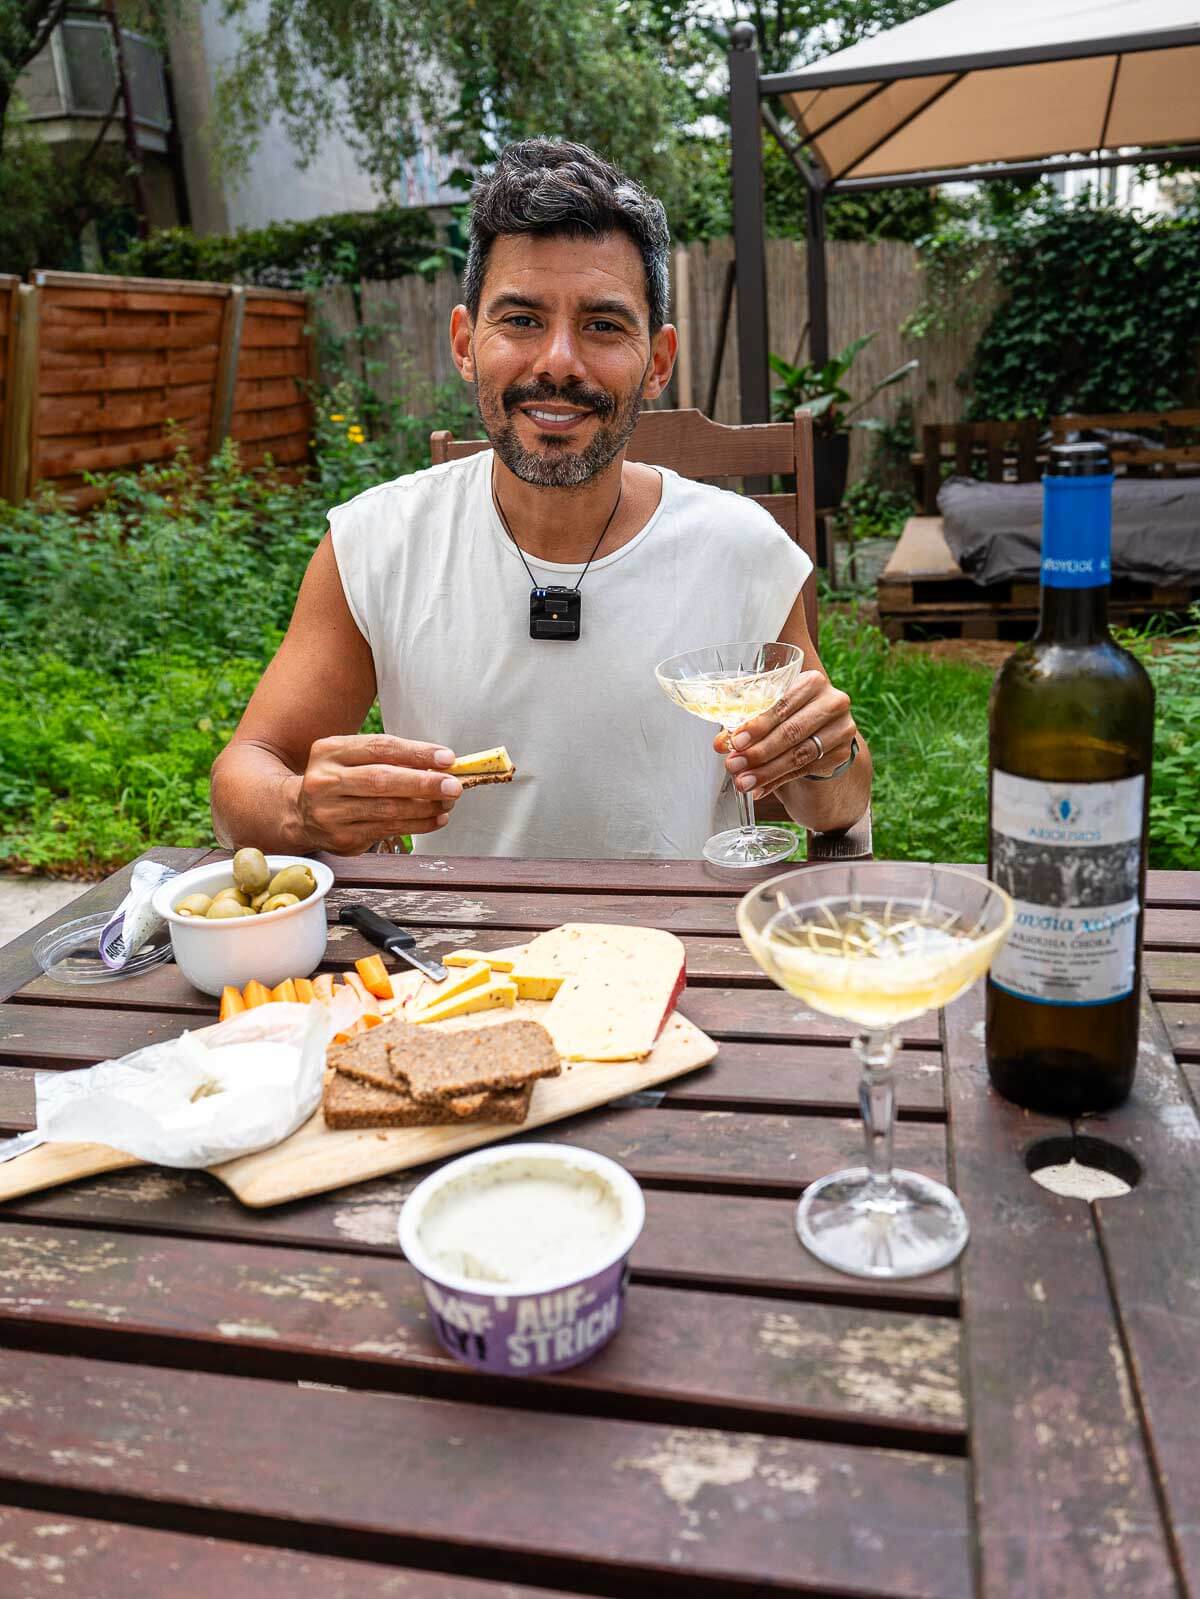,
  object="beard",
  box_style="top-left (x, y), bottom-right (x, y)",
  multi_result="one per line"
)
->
top-left (474, 371), bottom-right (645, 489)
